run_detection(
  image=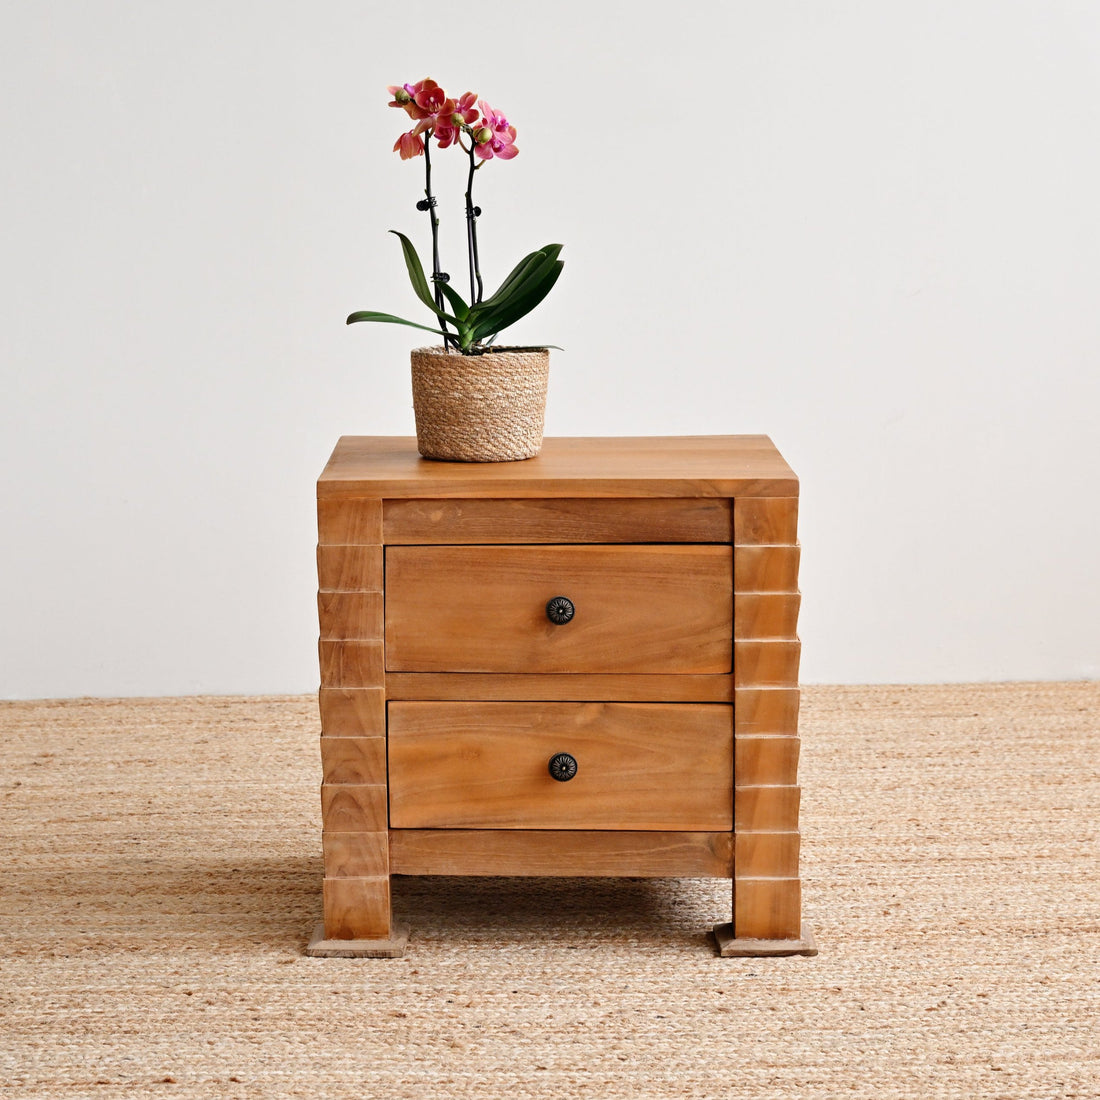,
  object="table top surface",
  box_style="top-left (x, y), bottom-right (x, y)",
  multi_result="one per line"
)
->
top-left (318, 436), bottom-right (798, 499)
